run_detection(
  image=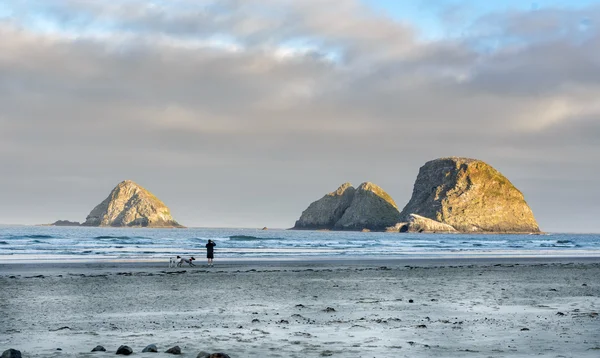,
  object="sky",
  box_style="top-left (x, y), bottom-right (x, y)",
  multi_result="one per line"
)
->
top-left (0, 0), bottom-right (599, 232)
